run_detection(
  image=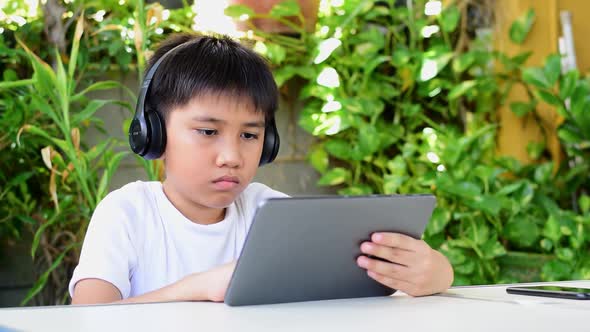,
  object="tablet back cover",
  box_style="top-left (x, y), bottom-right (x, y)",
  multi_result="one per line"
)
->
top-left (225, 194), bottom-right (436, 306)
